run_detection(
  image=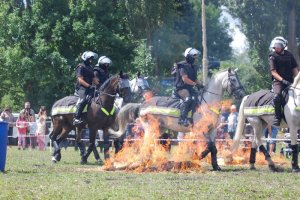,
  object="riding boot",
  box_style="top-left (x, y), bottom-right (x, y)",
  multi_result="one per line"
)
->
top-left (291, 144), bottom-right (300, 172)
top-left (249, 148), bottom-right (257, 170)
top-left (73, 101), bottom-right (86, 126)
top-left (178, 101), bottom-right (191, 127)
top-left (211, 144), bottom-right (221, 171)
top-left (273, 94), bottom-right (282, 127)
